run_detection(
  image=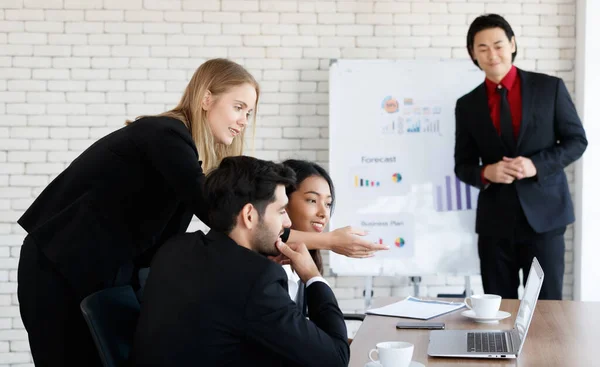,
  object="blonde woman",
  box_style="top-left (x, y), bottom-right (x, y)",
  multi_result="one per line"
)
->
top-left (17, 59), bottom-right (260, 366)
top-left (17, 58), bottom-right (386, 366)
